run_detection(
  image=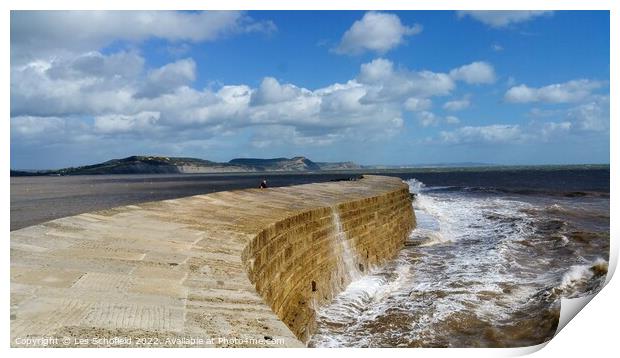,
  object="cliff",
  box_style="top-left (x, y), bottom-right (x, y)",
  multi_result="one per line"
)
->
top-left (228, 156), bottom-right (321, 171)
top-left (11, 155), bottom-right (362, 176)
top-left (10, 175), bottom-right (415, 347)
